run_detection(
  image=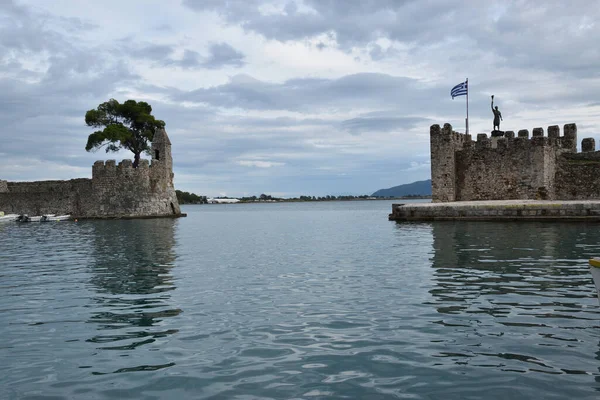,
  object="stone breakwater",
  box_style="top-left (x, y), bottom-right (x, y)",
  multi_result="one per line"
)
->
top-left (389, 200), bottom-right (600, 221)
